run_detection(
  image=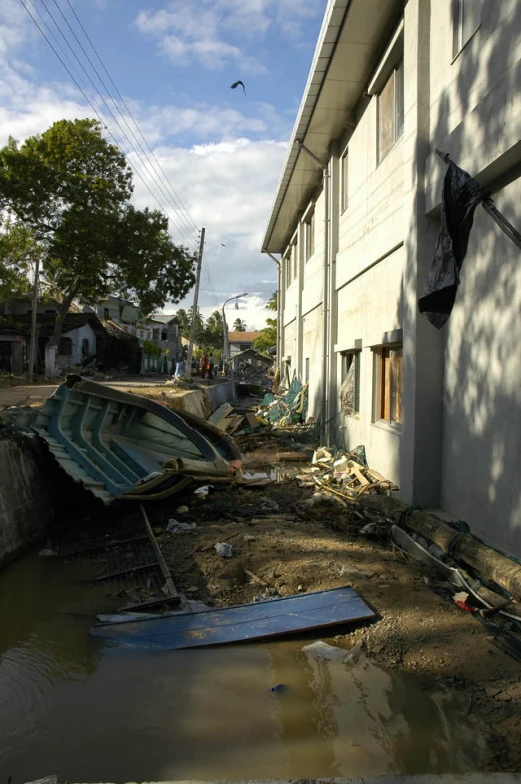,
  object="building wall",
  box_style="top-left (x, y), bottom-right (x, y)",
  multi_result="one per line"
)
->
top-left (56, 324), bottom-right (96, 369)
top-left (273, 0), bottom-right (521, 554)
